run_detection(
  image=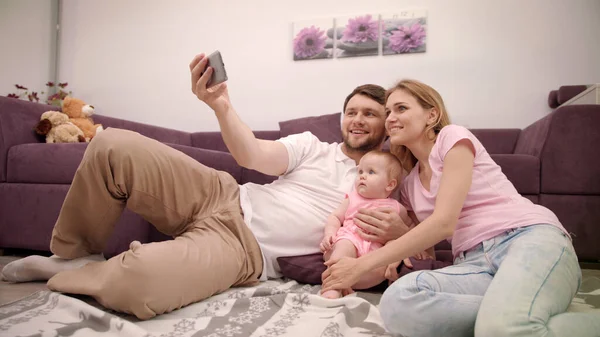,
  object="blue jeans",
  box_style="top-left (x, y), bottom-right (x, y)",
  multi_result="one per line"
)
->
top-left (380, 224), bottom-right (600, 337)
